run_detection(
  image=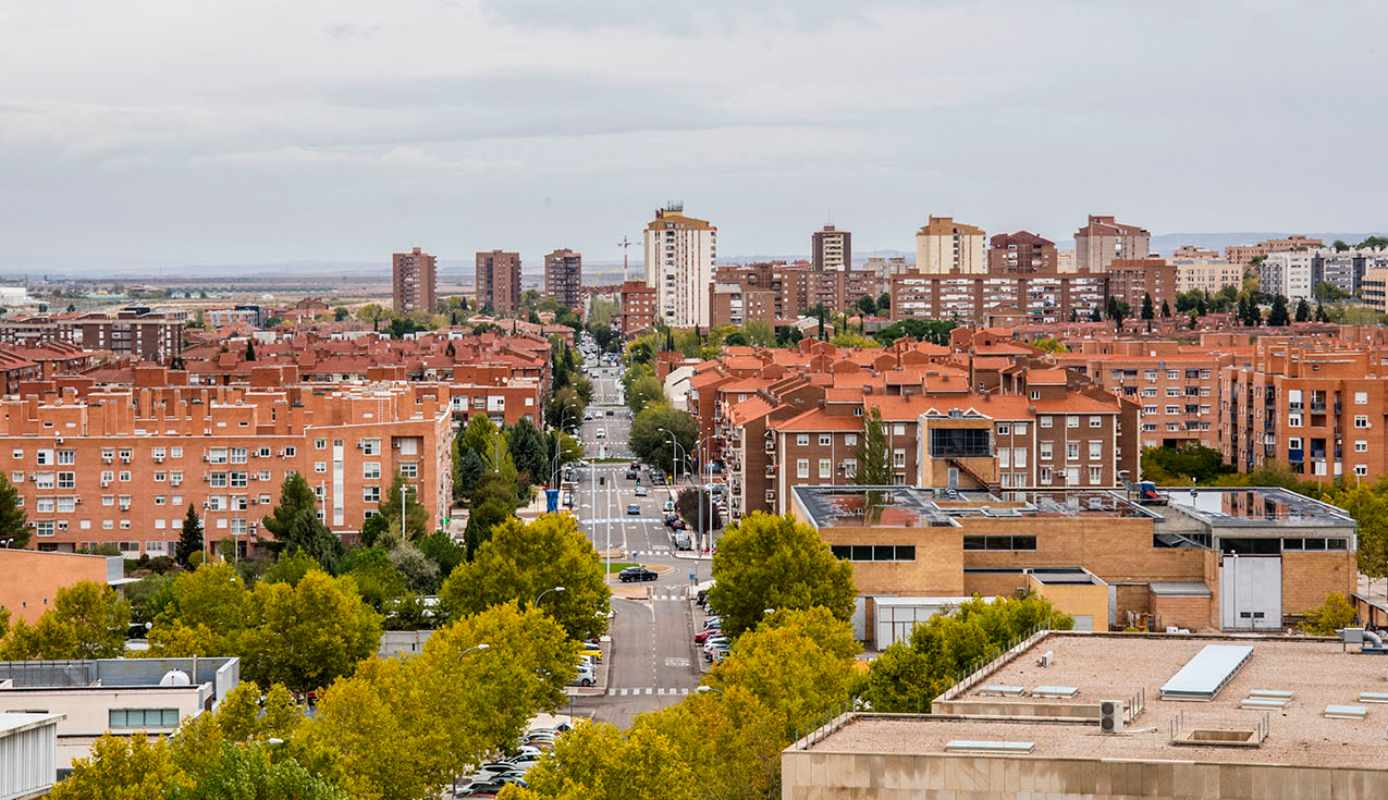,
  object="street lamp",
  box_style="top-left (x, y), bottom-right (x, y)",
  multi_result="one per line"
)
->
top-left (657, 428), bottom-right (687, 486)
top-left (535, 586), bottom-right (566, 607)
